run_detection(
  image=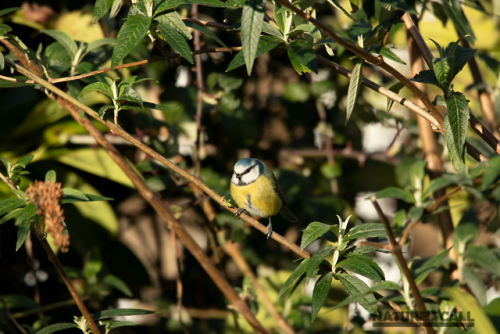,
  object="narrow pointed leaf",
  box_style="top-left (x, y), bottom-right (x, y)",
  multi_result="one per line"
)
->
top-left (118, 87), bottom-right (143, 108)
top-left (0, 198), bottom-right (26, 216)
top-left (462, 265), bottom-right (486, 306)
top-left (345, 62), bottom-right (362, 124)
top-left (16, 219), bottom-right (31, 251)
top-left (481, 156), bottom-right (500, 190)
top-left (386, 81), bottom-right (404, 112)
top-left (104, 274), bottom-right (133, 297)
top-left (433, 56), bottom-right (456, 92)
top-left (327, 0), bottom-right (355, 20)
top-left (306, 245), bottom-right (334, 278)
top-left (241, 0), bottom-right (266, 75)
top-left (262, 22), bottom-right (283, 39)
top-left (91, 308), bottom-right (155, 320)
top-left (287, 39), bottom-right (318, 74)
top-left (344, 223), bottom-right (387, 241)
top-left (156, 12), bottom-right (192, 39)
top-left (184, 22), bottom-right (229, 49)
top-left (277, 258), bottom-right (310, 298)
top-left (43, 30), bottom-right (78, 58)
top-left (465, 245), bottom-right (500, 277)
top-left (375, 46), bottom-right (406, 64)
top-left (288, 24), bottom-right (321, 39)
top-left (156, 21), bottom-right (193, 64)
top-left (93, 0), bottom-right (114, 24)
top-left (412, 248), bottom-right (451, 284)
top-left (377, 0), bottom-right (417, 15)
top-left (446, 289), bottom-right (496, 334)
top-left (0, 7), bottom-right (22, 17)
top-left (79, 82), bottom-right (114, 99)
top-left (0, 208), bottom-right (23, 225)
top-left (0, 51), bottom-right (4, 70)
top-left (110, 0), bottom-right (124, 18)
top-left (301, 222), bottom-right (333, 251)
top-left (226, 35), bottom-right (281, 72)
top-left (338, 274), bottom-right (378, 314)
top-left (423, 176), bottom-right (454, 199)
top-left (311, 272), bottom-right (333, 322)
top-left (14, 204), bottom-right (37, 226)
top-left (98, 105), bottom-right (115, 119)
top-left (337, 253), bottom-right (385, 282)
top-left (442, 0), bottom-right (475, 43)
top-left (111, 15), bottom-right (152, 69)
top-left (444, 93), bottom-right (469, 173)
top-left (372, 186), bottom-right (415, 203)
